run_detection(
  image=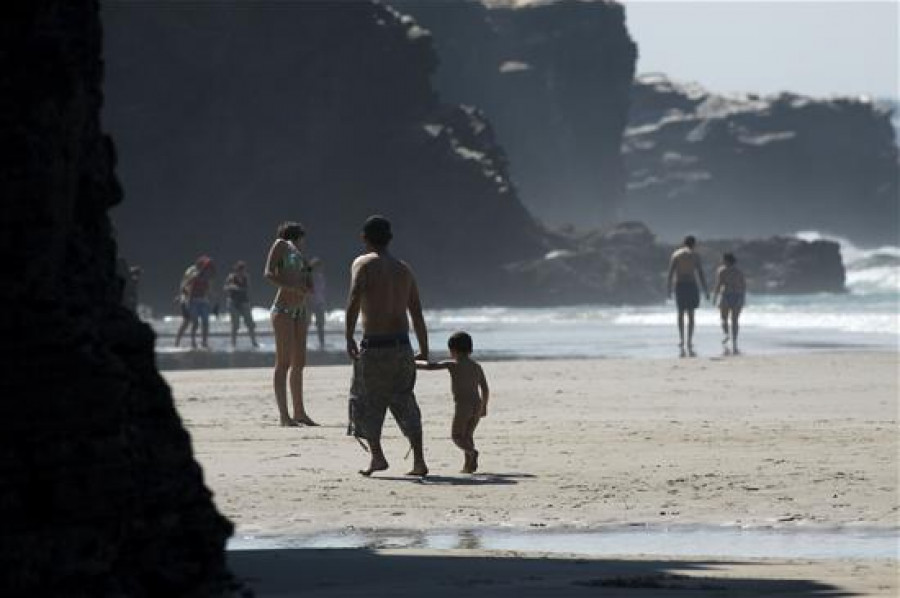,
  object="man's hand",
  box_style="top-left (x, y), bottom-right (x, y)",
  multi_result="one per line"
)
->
top-left (480, 404), bottom-right (488, 418)
top-left (414, 351), bottom-right (428, 363)
top-left (705, 292), bottom-right (711, 302)
top-left (346, 337), bottom-right (359, 360)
